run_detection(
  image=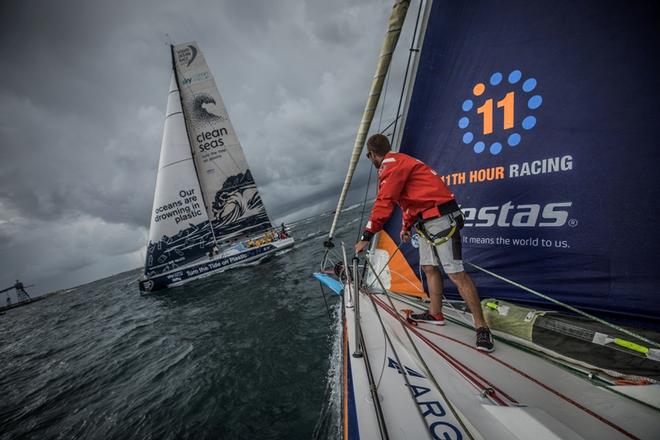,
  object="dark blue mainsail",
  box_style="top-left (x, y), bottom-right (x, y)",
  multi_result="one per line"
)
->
top-left (384, 0), bottom-right (660, 326)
